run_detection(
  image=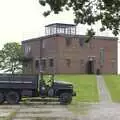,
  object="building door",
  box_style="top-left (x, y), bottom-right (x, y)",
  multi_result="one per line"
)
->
top-left (86, 60), bottom-right (94, 74)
